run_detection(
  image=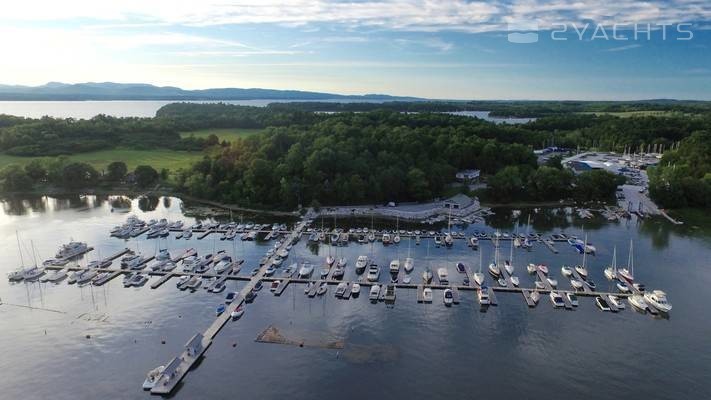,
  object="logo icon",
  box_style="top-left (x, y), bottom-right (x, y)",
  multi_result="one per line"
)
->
top-left (507, 19), bottom-right (539, 44)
